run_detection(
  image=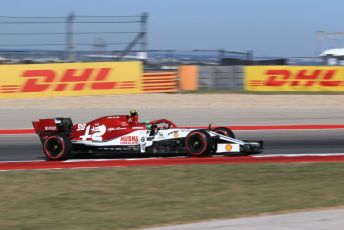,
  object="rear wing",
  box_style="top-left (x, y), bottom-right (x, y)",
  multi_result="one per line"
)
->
top-left (32, 118), bottom-right (73, 137)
